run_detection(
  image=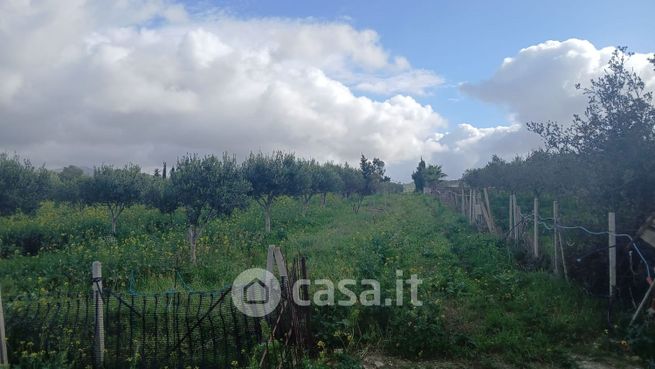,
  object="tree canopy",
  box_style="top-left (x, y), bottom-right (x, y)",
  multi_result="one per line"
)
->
top-left (242, 151), bottom-right (305, 232)
top-left (0, 153), bottom-right (51, 215)
top-left (411, 158), bottom-right (427, 193)
top-left (171, 153), bottom-right (250, 263)
top-left (81, 163), bottom-right (145, 235)
top-left (466, 48), bottom-right (655, 230)
top-left (423, 164), bottom-right (447, 191)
